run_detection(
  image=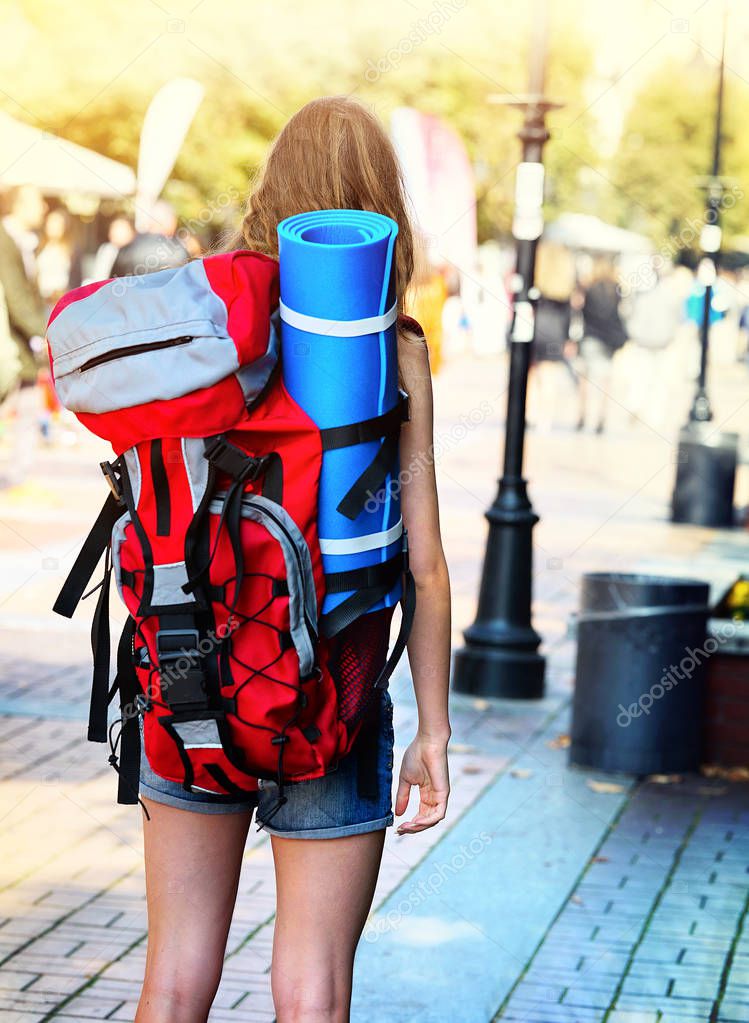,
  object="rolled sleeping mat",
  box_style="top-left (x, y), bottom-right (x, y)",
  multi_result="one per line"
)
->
top-left (277, 210), bottom-right (406, 632)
